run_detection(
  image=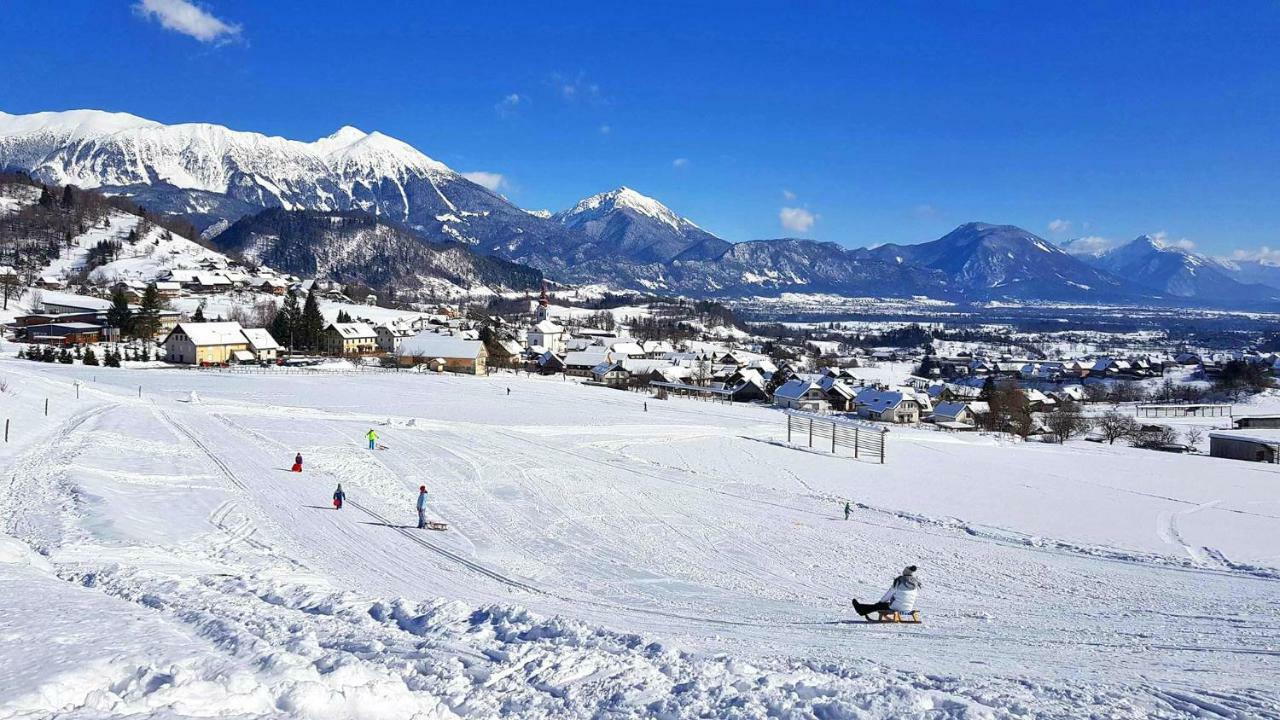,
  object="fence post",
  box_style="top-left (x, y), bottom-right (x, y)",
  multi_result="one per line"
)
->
top-left (138, 386), bottom-right (142, 398)
top-left (44, 398), bottom-right (48, 417)
top-left (880, 432), bottom-right (885, 465)
top-left (808, 418), bottom-right (813, 448)
top-left (832, 424), bottom-right (837, 454)
top-left (4, 418), bottom-right (8, 443)
top-left (787, 415), bottom-right (792, 443)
